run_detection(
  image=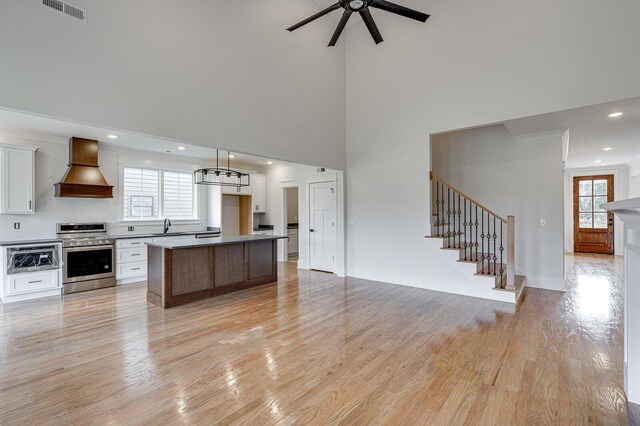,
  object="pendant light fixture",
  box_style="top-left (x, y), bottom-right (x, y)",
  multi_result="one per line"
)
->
top-left (194, 150), bottom-right (250, 190)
